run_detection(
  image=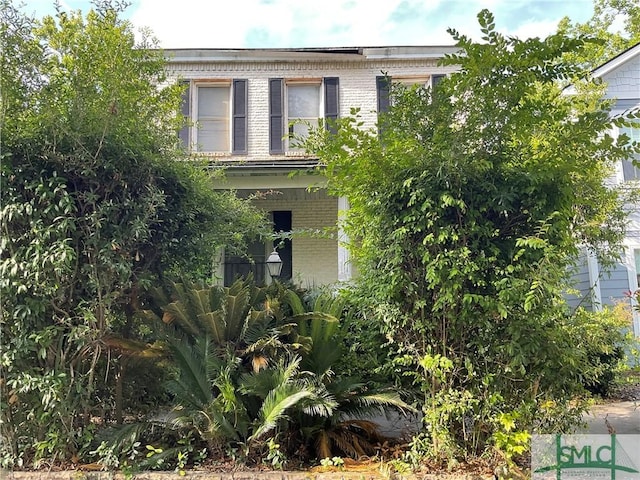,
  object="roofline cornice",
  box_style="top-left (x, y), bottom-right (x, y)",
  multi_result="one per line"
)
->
top-left (163, 45), bottom-right (460, 64)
